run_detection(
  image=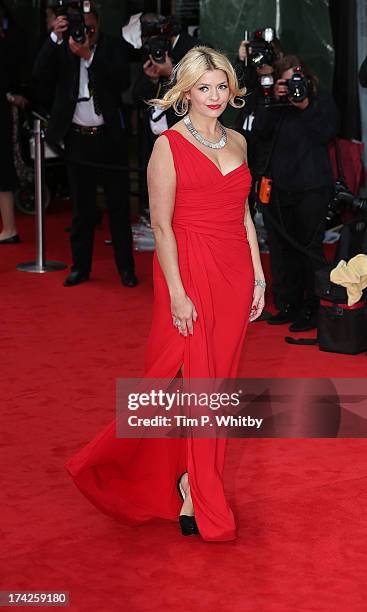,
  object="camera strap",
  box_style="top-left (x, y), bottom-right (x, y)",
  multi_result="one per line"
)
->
top-left (255, 109), bottom-right (328, 264)
top-left (256, 113), bottom-right (284, 205)
top-left (261, 112), bottom-right (285, 178)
